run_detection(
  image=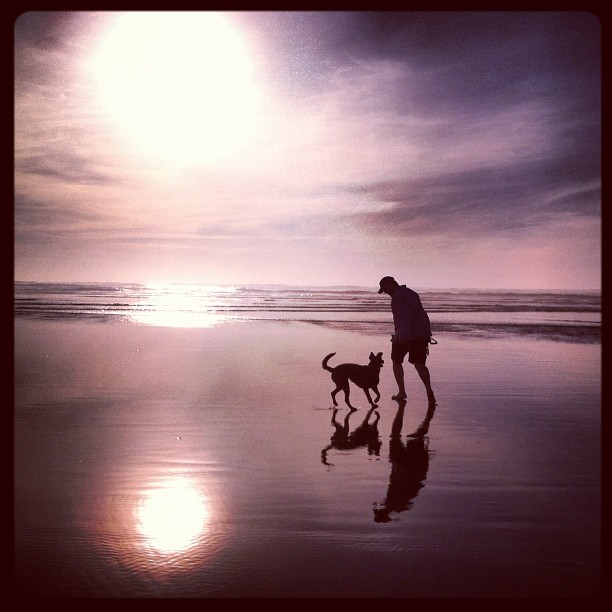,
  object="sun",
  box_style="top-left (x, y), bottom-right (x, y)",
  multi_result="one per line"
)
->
top-left (88, 12), bottom-right (259, 168)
